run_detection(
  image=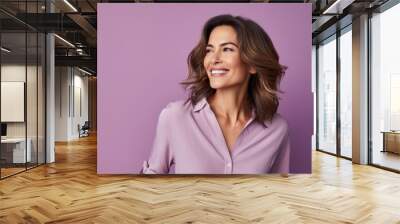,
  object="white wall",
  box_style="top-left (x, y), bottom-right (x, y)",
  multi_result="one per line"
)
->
top-left (1, 65), bottom-right (41, 137)
top-left (1, 66), bottom-right (26, 133)
top-left (73, 73), bottom-right (89, 137)
top-left (55, 66), bottom-right (89, 141)
top-left (55, 66), bottom-right (69, 141)
top-left (312, 45), bottom-right (316, 150)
